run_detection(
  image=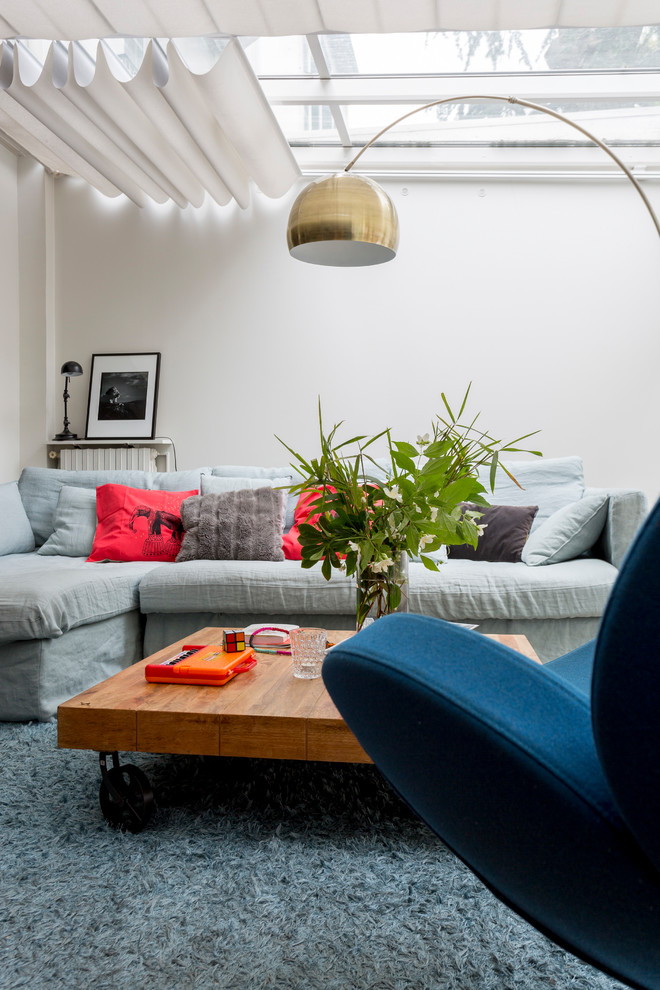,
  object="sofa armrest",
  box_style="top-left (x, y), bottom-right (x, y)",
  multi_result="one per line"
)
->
top-left (585, 487), bottom-right (649, 569)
